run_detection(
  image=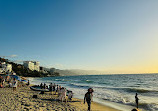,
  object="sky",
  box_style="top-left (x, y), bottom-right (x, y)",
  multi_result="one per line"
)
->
top-left (0, 0), bottom-right (158, 74)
